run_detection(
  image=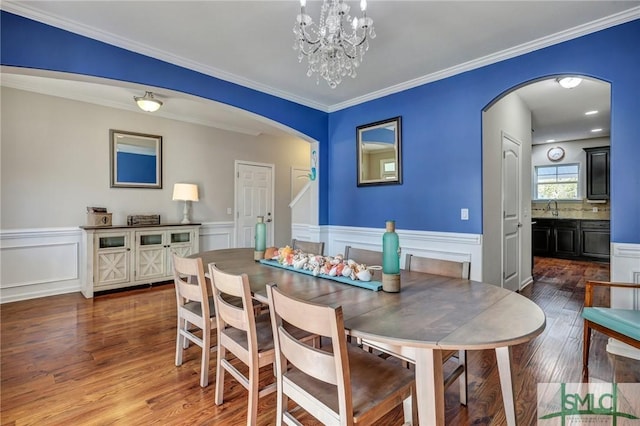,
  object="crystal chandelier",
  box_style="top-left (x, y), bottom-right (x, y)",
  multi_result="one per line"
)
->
top-left (293, 0), bottom-right (375, 88)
